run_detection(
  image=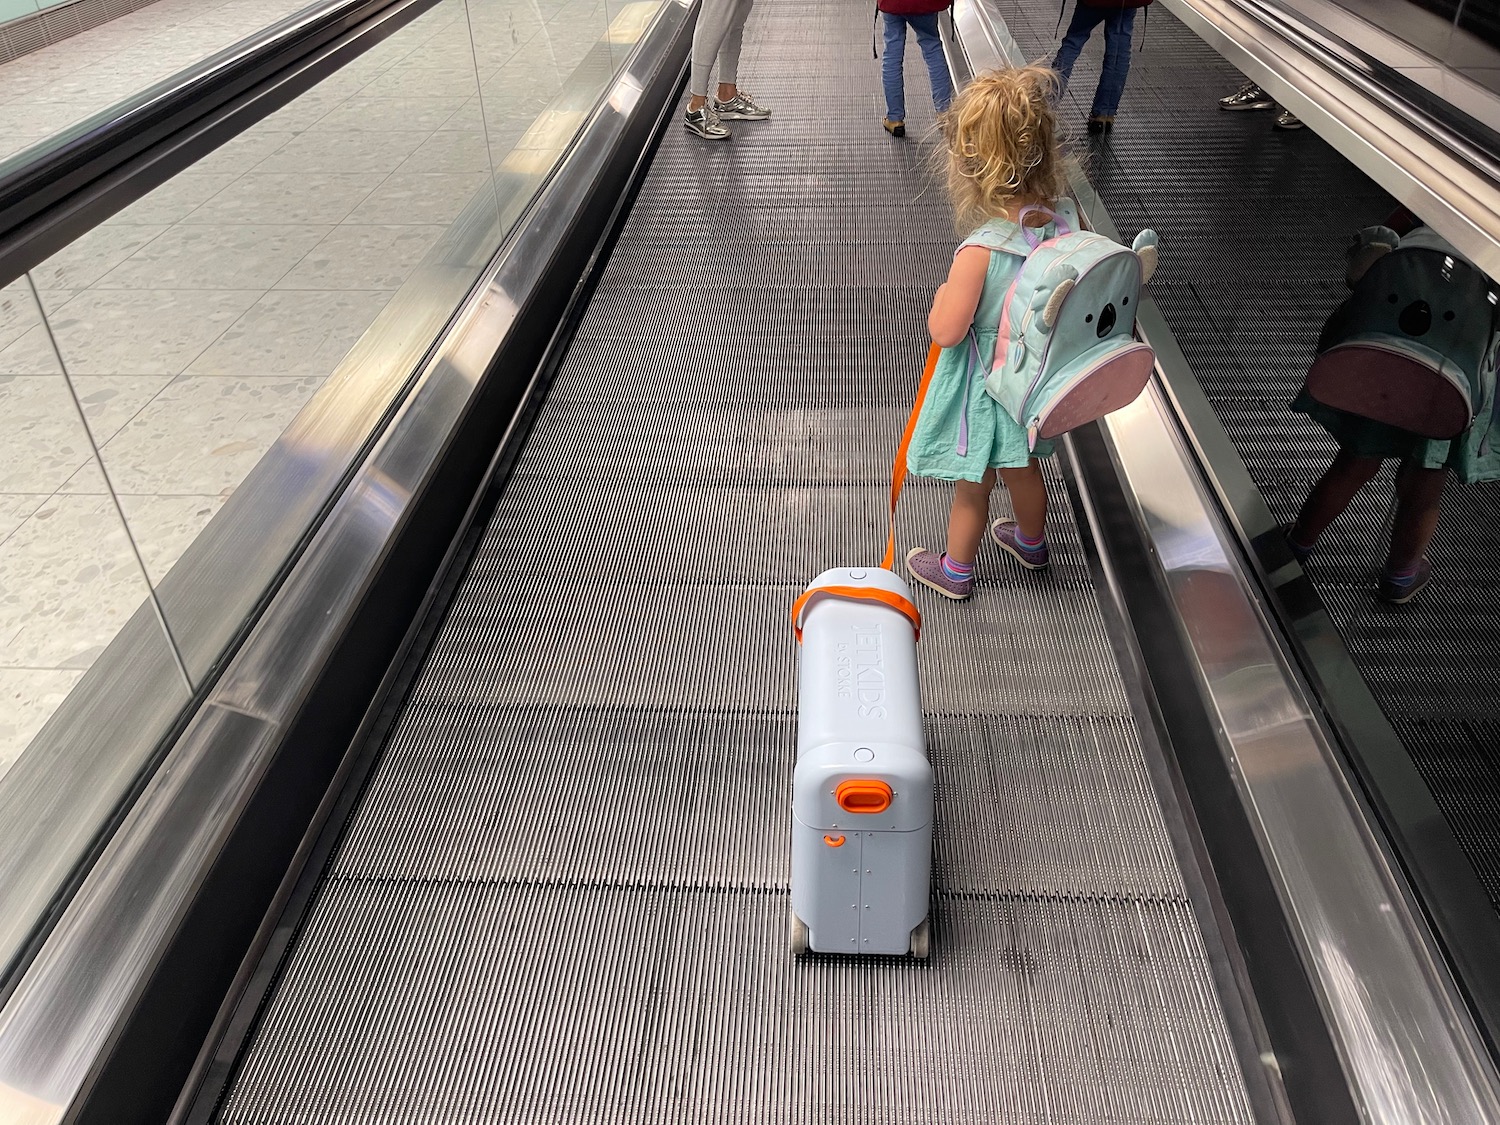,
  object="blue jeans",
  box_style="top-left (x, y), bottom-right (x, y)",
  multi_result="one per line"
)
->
top-left (882, 13), bottom-right (953, 123)
top-left (1052, 3), bottom-right (1137, 118)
